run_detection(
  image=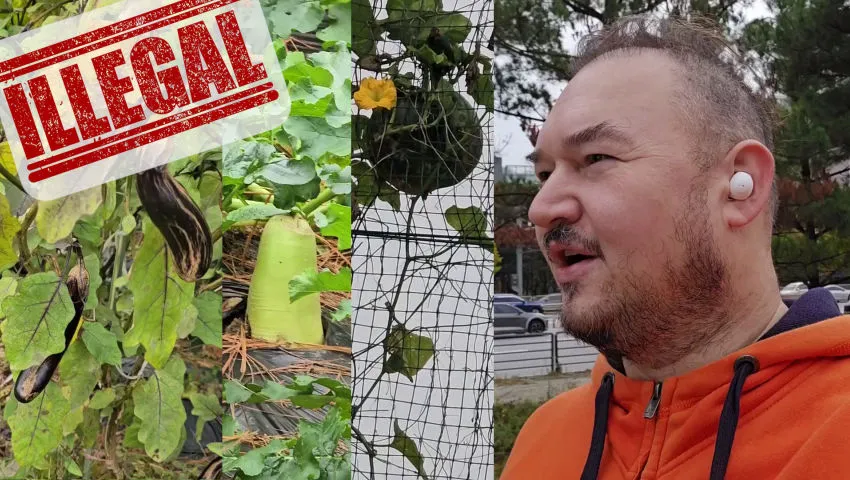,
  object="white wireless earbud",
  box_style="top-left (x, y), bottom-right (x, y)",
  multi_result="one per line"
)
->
top-left (729, 171), bottom-right (753, 200)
